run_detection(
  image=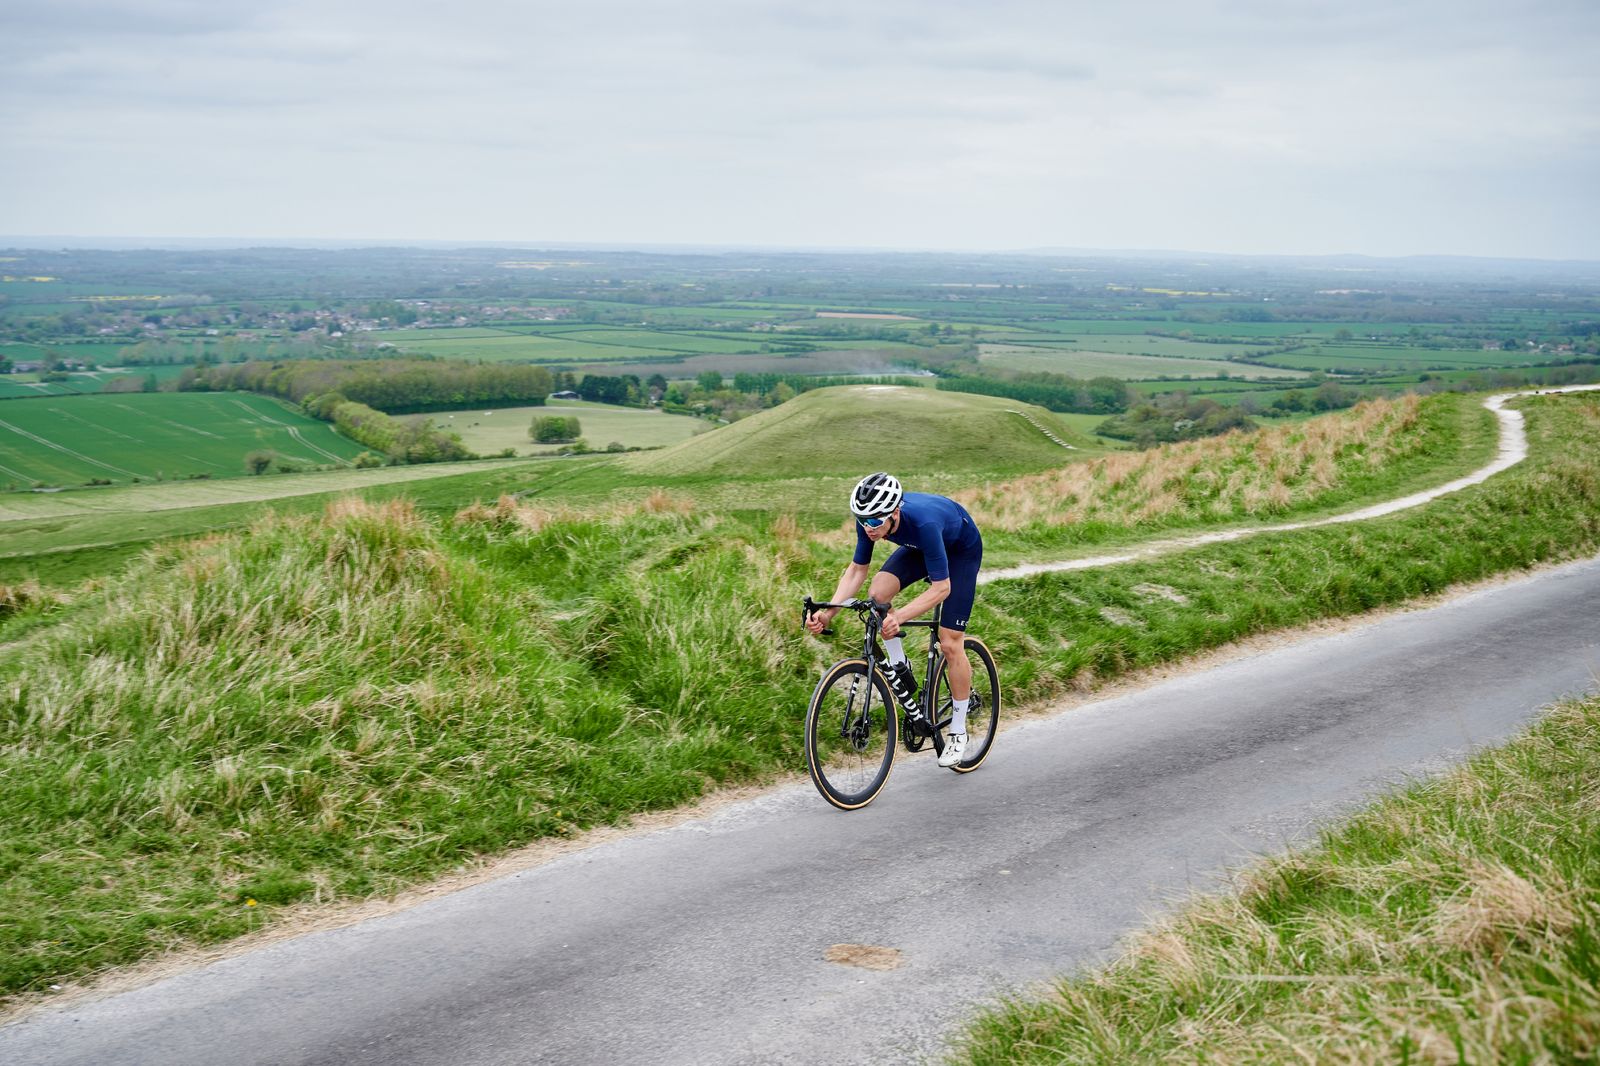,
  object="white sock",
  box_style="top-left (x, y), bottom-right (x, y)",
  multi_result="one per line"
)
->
top-left (951, 697), bottom-right (969, 735)
top-left (884, 637), bottom-right (907, 665)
